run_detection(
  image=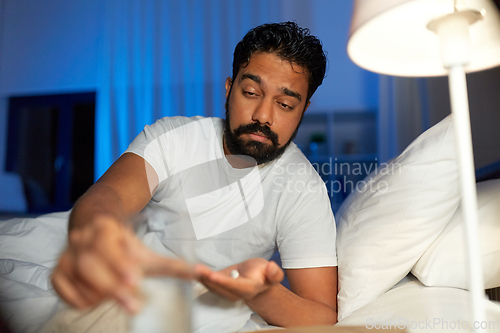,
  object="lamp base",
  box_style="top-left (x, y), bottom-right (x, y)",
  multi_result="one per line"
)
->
top-left (448, 64), bottom-right (487, 333)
